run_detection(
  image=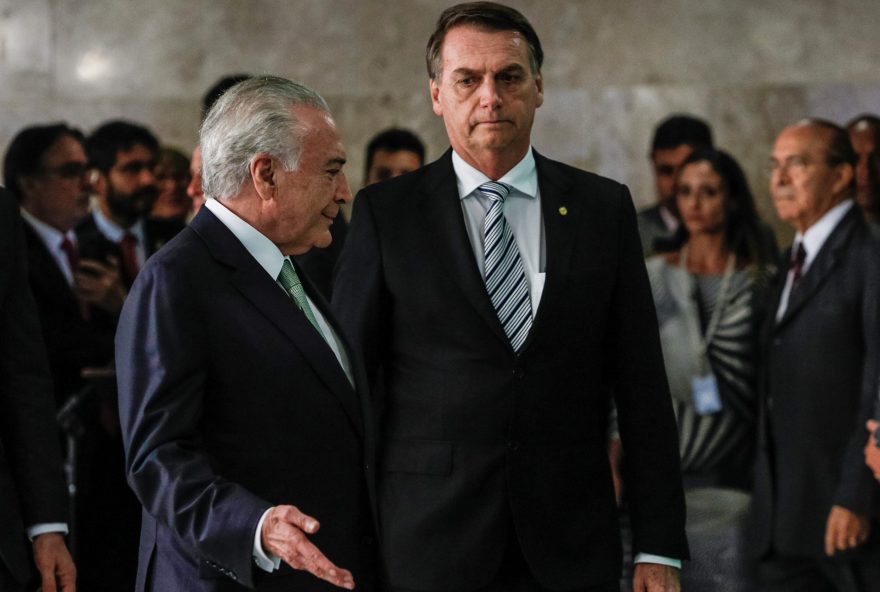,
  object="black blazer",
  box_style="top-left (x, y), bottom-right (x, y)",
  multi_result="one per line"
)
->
top-left (21, 223), bottom-right (115, 406)
top-left (750, 204), bottom-right (880, 558)
top-left (115, 207), bottom-right (377, 592)
top-left (332, 150), bottom-right (687, 591)
top-left (0, 189), bottom-right (68, 585)
top-left (76, 213), bottom-right (183, 289)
